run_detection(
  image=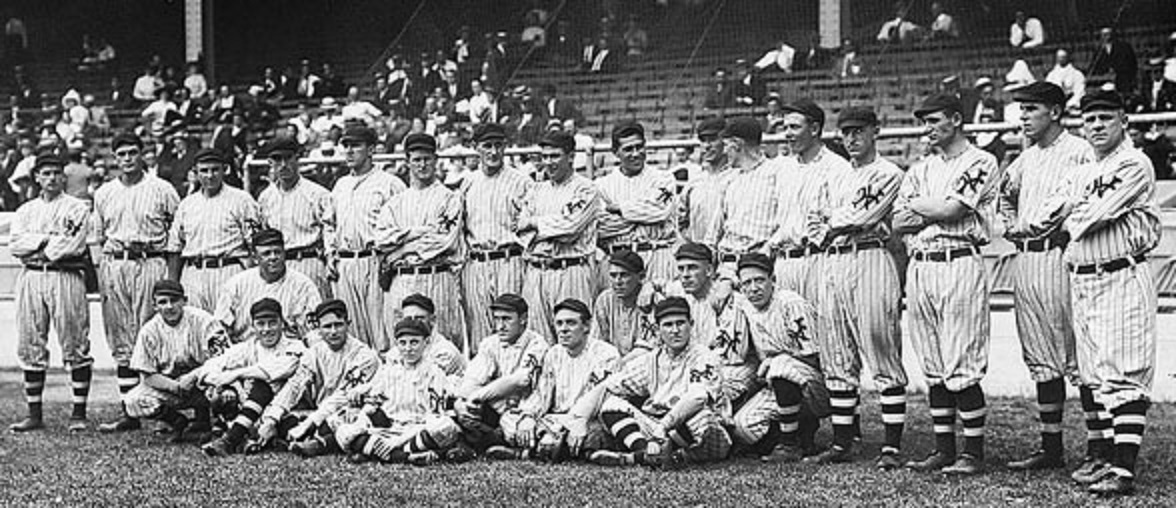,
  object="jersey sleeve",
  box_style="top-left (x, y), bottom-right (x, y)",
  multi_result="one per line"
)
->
top-left (533, 180), bottom-right (600, 241)
top-left (404, 189), bottom-right (463, 262)
top-left (827, 167), bottom-right (903, 233)
top-left (616, 172), bottom-right (677, 224)
top-left (946, 151), bottom-right (1001, 211)
top-left (43, 199), bottom-right (92, 261)
top-left (1065, 155), bottom-right (1154, 239)
top-left (256, 340), bottom-right (306, 381)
